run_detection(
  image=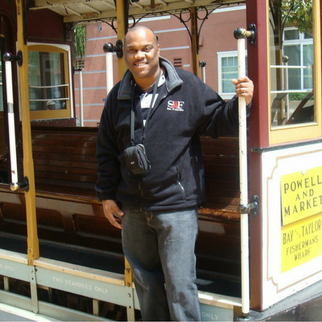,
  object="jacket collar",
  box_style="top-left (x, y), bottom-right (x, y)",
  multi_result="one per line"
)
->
top-left (117, 56), bottom-right (183, 100)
